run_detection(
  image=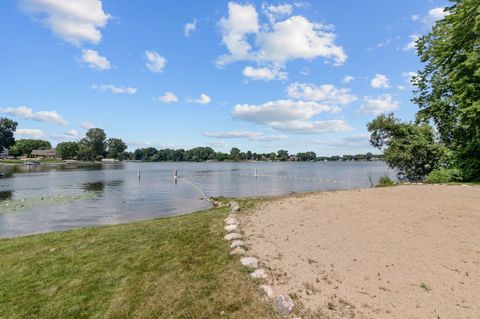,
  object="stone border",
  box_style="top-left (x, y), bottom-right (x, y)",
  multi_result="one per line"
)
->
top-left (222, 200), bottom-right (296, 318)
